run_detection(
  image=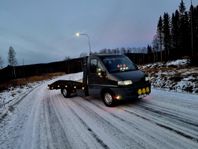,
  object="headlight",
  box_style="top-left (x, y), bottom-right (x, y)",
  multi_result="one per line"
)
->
top-left (145, 76), bottom-right (150, 81)
top-left (118, 80), bottom-right (133, 86)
